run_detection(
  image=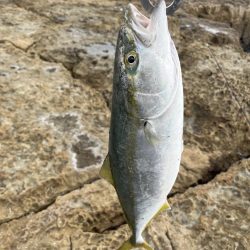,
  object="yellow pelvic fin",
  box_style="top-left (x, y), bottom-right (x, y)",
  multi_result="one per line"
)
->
top-left (118, 239), bottom-right (153, 250)
top-left (99, 154), bottom-right (114, 186)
